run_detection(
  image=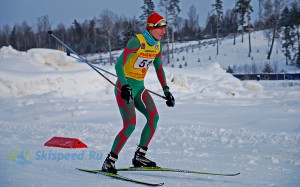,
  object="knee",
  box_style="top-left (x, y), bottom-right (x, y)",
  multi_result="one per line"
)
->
top-left (152, 114), bottom-right (159, 131)
top-left (124, 124), bottom-right (135, 137)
